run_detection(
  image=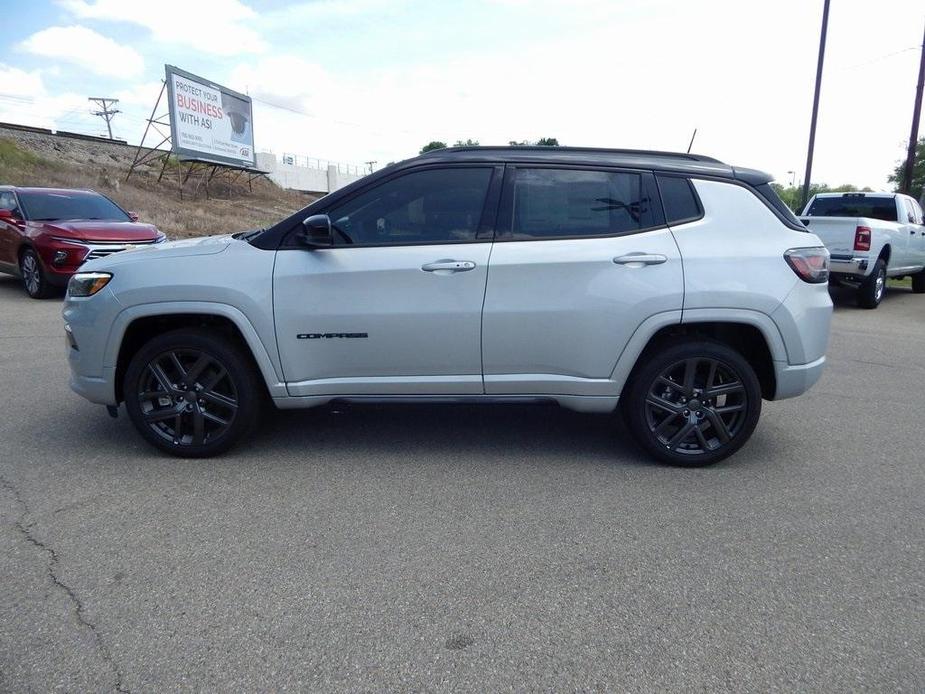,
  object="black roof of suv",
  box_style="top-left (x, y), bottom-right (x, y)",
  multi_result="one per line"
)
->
top-left (417, 146), bottom-right (771, 185)
top-left (253, 146), bottom-right (782, 248)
